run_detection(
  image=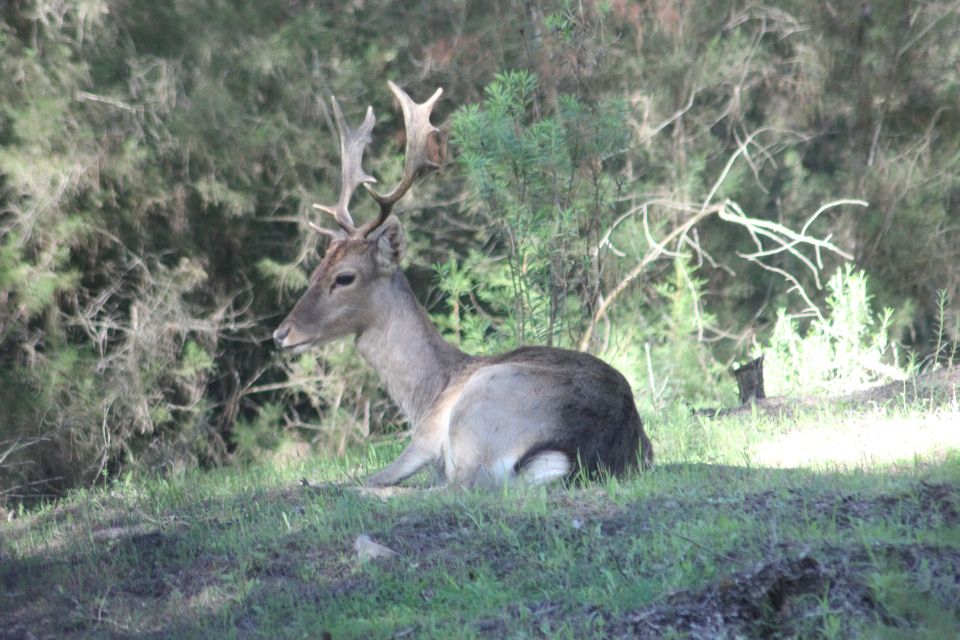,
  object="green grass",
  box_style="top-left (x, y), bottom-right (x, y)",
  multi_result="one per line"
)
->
top-left (2, 399), bottom-right (959, 638)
